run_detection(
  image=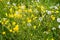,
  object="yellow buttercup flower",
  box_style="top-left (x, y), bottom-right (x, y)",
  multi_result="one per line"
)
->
top-left (51, 38), bottom-right (54, 40)
top-left (27, 18), bottom-right (32, 23)
top-left (41, 5), bottom-right (45, 13)
top-left (1, 20), bottom-right (9, 25)
top-left (13, 24), bottom-right (19, 32)
top-left (33, 17), bottom-right (37, 20)
top-left (9, 29), bottom-right (13, 32)
top-left (20, 5), bottom-right (26, 9)
top-left (5, 13), bottom-right (8, 16)
top-left (51, 10), bottom-right (54, 13)
top-left (9, 8), bottom-right (13, 13)
top-left (55, 10), bottom-right (59, 13)
top-left (14, 11), bottom-right (22, 18)
top-left (51, 15), bottom-right (55, 20)
top-left (18, 5), bottom-right (21, 8)
top-left (28, 9), bottom-right (32, 13)
top-left (12, 22), bottom-right (16, 25)
top-left (23, 9), bottom-right (27, 13)
top-left (9, 14), bottom-right (14, 18)
top-left (2, 31), bottom-right (6, 35)
top-left (18, 9), bottom-right (22, 13)
top-left (33, 25), bottom-right (36, 29)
